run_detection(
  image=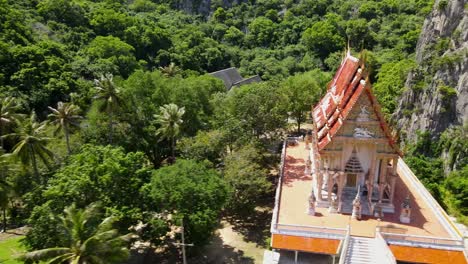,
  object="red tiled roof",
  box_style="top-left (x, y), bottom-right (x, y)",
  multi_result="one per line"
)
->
top-left (271, 234), bottom-right (340, 255)
top-left (389, 245), bottom-right (467, 264)
top-left (312, 53), bottom-right (400, 154)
